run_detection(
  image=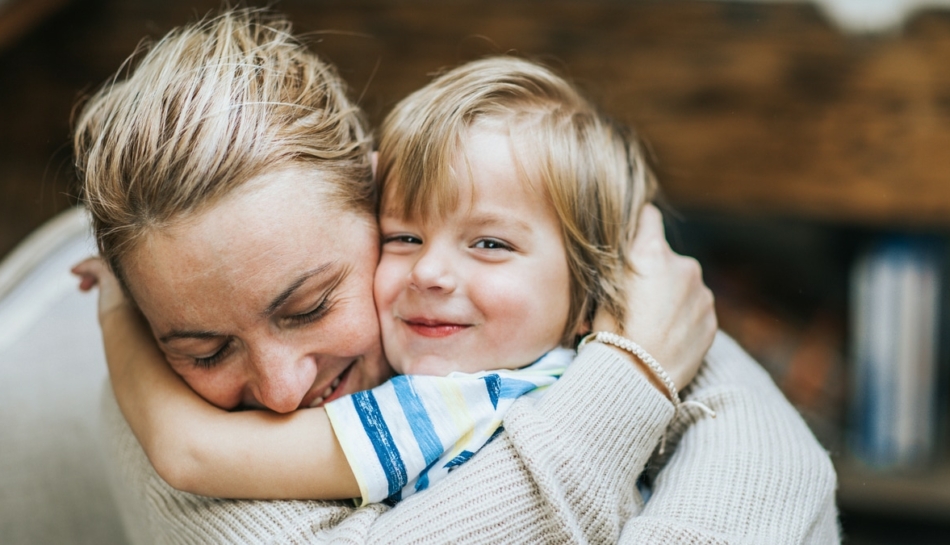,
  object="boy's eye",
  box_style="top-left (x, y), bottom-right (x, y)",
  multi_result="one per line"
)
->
top-left (383, 234), bottom-right (423, 245)
top-left (473, 238), bottom-right (512, 251)
top-left (193, 339), bottom-right (233, 369)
